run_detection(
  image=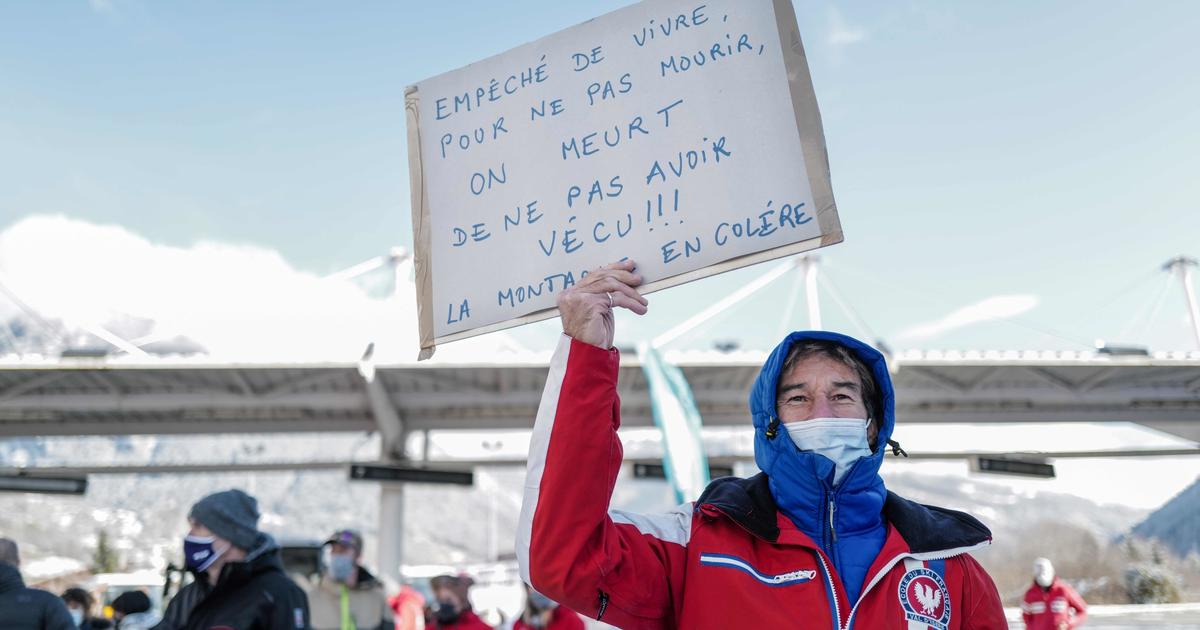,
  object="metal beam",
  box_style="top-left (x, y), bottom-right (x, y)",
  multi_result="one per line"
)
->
top-left (261, 370), bottom-right (353, 398)
top-left (1023, 367), bottom-right (1080, 394)
top-left (0, 373), bottom-right (68, 402)
top-left (0, 392), bottom-right (368, 411)
top-left (1077, 366), bottom-right (1119, 392)
top-left (0, 416), bottom-right (375, 438)
top-left (906, 367), bottom-right (969, 393)
top-left (5, 447), bottom-right (1197, 478)
top-left (230, 370), bottom-right (257, 396)
top-left (0, 462), bottom-right (352, 475)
